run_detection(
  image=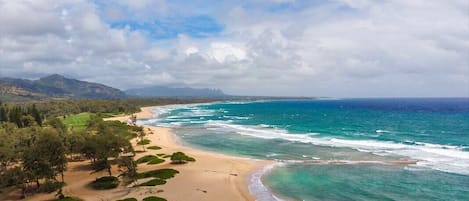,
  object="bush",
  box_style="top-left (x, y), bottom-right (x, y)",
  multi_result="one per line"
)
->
top-left (55, 197), bottom-right (83, 201)
top-left (147, 146), bottom-right (161, 150)
top-left (148, 158), bottom-right (165, 164)
top-left (136, 155), bottom-right (164, 165)
top-left (90, 176), bottom-right (119, 190)
top-left (137, 139), bottom-right (150, 145)
top-left (116, 198), bottom-right (137, 201)
top-left (136, 169), bottom-right (179, 180)
top-left (170, 152), bottom-right (195, 164)
top-left (37, 180), bottom-right (65, 193)
top-left (137, 178), bottom-right (166, 186)
top-left (142, 196), bottom-right (167, 201)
